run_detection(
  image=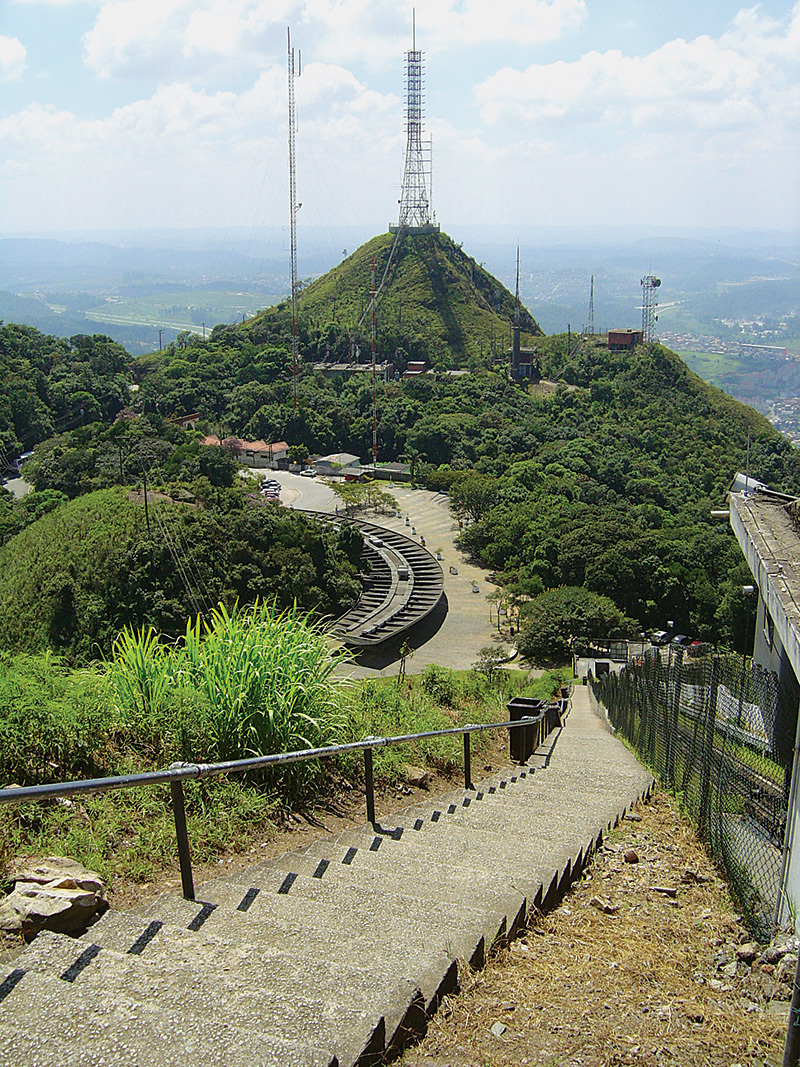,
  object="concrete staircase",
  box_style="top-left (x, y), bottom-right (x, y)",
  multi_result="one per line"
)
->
top-left (0, 689), bottom-right (653, 1067)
